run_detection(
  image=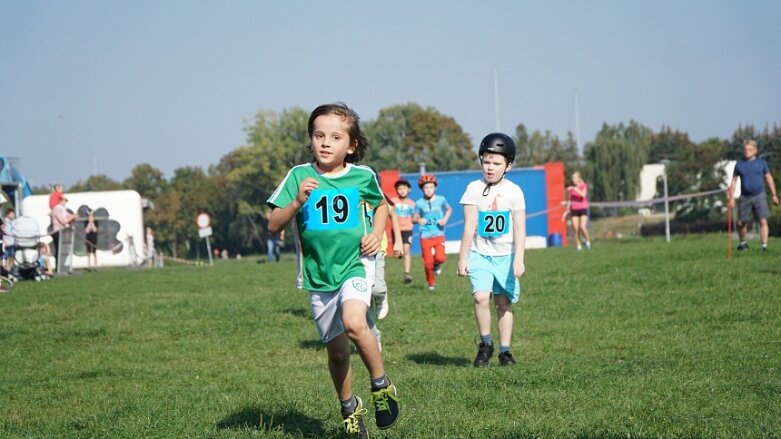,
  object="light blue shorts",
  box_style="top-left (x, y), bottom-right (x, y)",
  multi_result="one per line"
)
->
top-left (467, 251), bottom-right (520, 303)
